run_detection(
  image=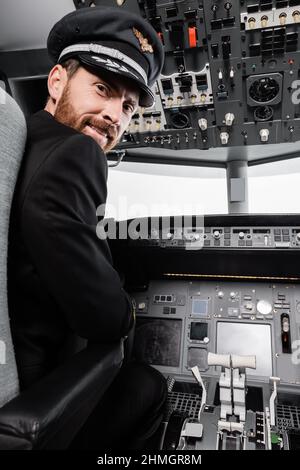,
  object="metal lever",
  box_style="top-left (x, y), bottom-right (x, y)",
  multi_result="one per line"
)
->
top-left (191, 365), bottom-right (207, 420)
top-left (269, 376), bottom-right (280, 427)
